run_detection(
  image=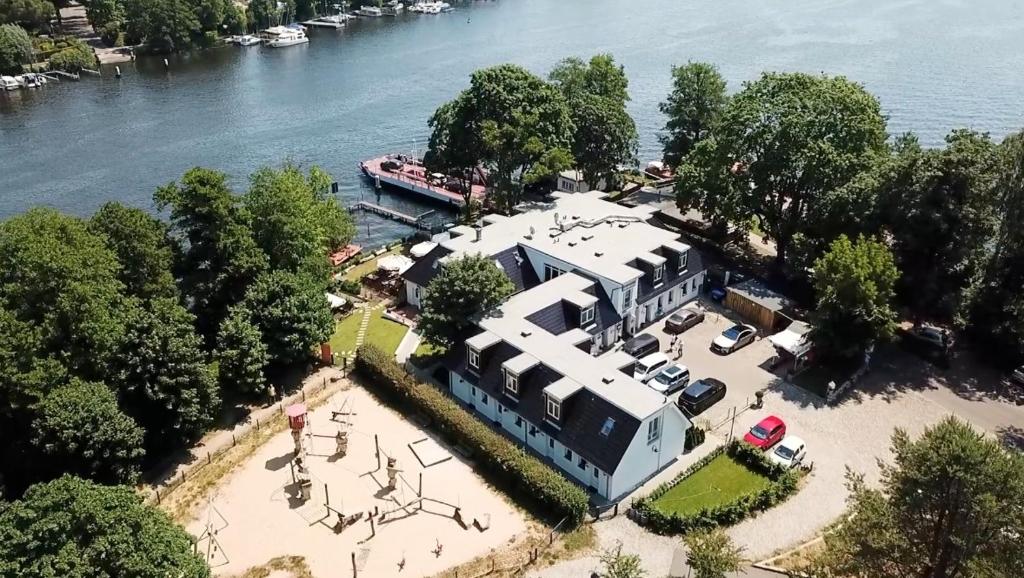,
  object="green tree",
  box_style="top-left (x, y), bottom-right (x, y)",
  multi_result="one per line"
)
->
top-left (0, 208), bottom-right (130, 381)
top-left (245, 163), bottom-right (355, 276)
top-left (817, 417), bottom-right (1024, 578)
top-left (223, 2), bottom-right (246, 33)
top-left (811, 235), bottom-right (899, 361)
top-left (0, 0), bottom-right (54, 29)
top-left (659, 61), bottom-right (728, 168)
top-left (31, 379), bottom-right (145, 485)
top-left (123, 0), bottom-right (201, 52)
top-left (426, 64), bottom-right (575, 211)
top-left (240, 270), bottom-right (333, 367)
top-left (215, 304), bottom-right (269, 396)
top-left (0, 475), bottom-right (210, 578)
top-left (83, 0), bottom-right (122, 30)
top-left (0, 24), bottom-right (33, 72)
top-left (684, 529), bottom-right (746, 578)
top-left (879, 130), bottom-right (1001, 324)
top-left (156, 167), bottom-right (268, 342)
top-left (599, 542), bottom-right (645, 578)
top-left (969, 129), bottom-right (1024, 367)
top-left (680, 72), bottom-right (888, 267)
top-left (90, 202), bottom-right (179, 301)
top-left (113, 298), bottom-right (219, 451)
top-left (48, 38), bottom-right (98, 72)
top-left (550, 54), bottom-right (637, 192)
top-left (424, 99), bottom-right (483, 215)
top-left (418, 254), bottom-right (514, 348)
